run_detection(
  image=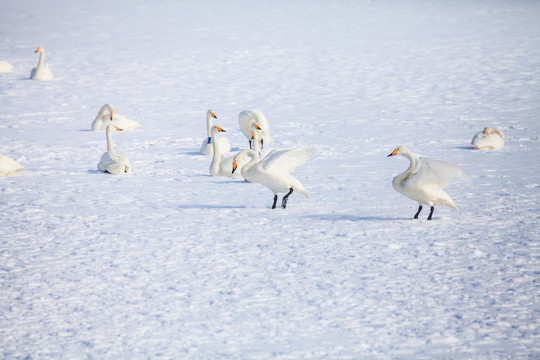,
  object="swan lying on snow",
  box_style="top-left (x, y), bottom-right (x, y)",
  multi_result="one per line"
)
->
top-left (30, 47), bottom-right (53, 80)
top-left (0, 61), bottom-right (14, 73)
top-left (91, 104), bottom-right (141, 131)
top-left (0, 155), bottom-right (24, 176)
top-left (232, 148), bottom-right (312, 209)
top-left (238, 110), bottom-right (273, 150)
top-left (471, 127), bottom-right (504, 150)
top-left (209, 126), bottom-right (247, 178)
top-left (388, 146), bottom-right (471, 220)
top-left (200, 110), bottom-right (230, 156)
top-left (97, 125), bottom-right (131, 174)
